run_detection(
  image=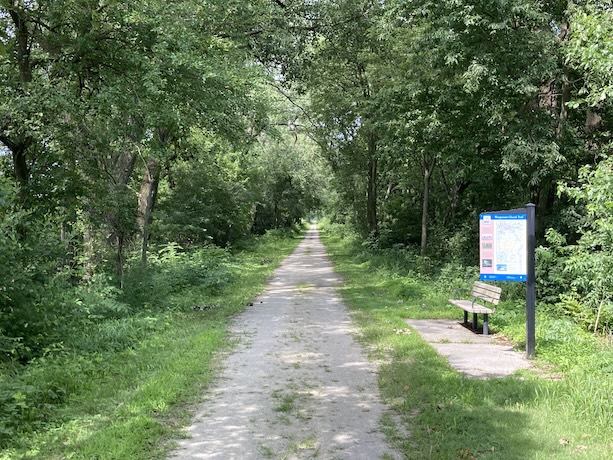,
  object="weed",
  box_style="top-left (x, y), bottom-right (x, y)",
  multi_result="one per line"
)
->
top-left (295, 282), bottom-right (314, 293)
top-left (273, 392), bottom-right (297, 413)
top-left (258, 443), bottom-right (276, 458)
